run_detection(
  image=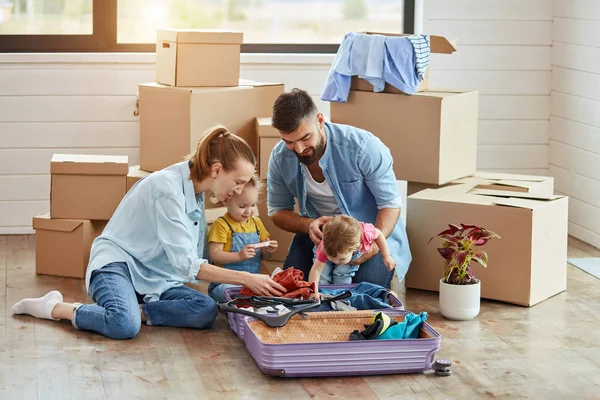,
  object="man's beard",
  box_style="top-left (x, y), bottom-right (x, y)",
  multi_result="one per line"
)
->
top-left (296, 134), bottom-right (325, 165)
